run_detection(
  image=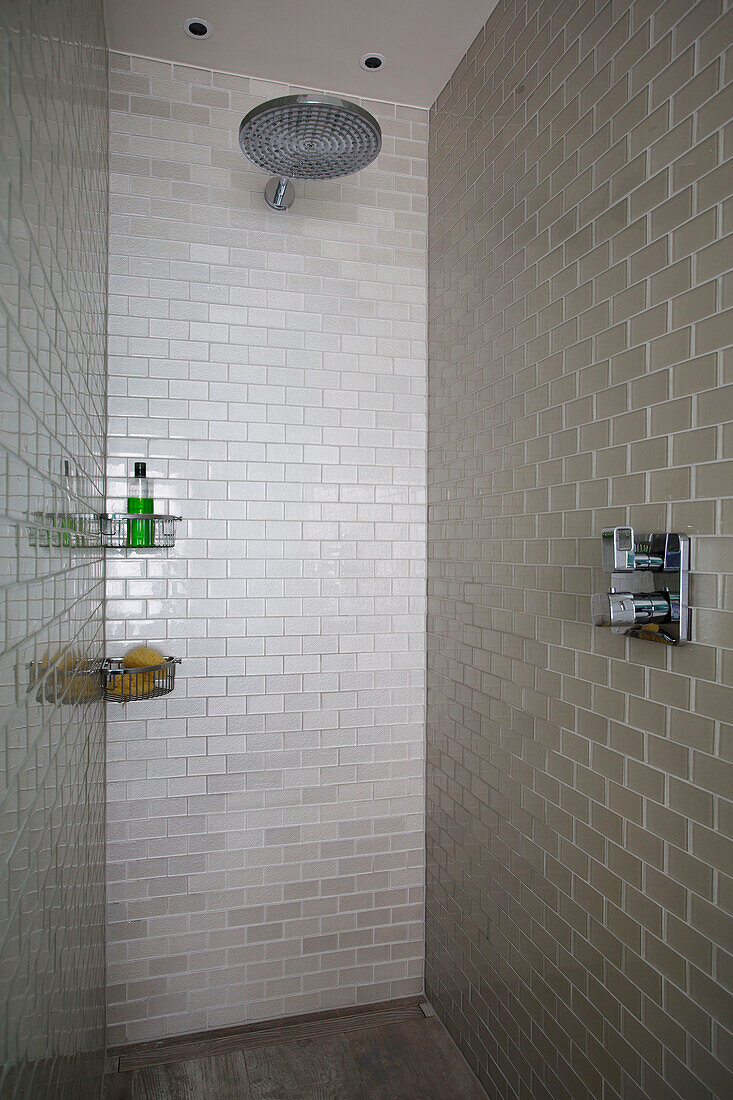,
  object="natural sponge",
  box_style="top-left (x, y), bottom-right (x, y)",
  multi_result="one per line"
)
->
top-left (121, 645), bottom-right (165, 697)
top-left (36, 648), bottom-right (99, 702)
top-left (123, 645), bottom-right (165, 669)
